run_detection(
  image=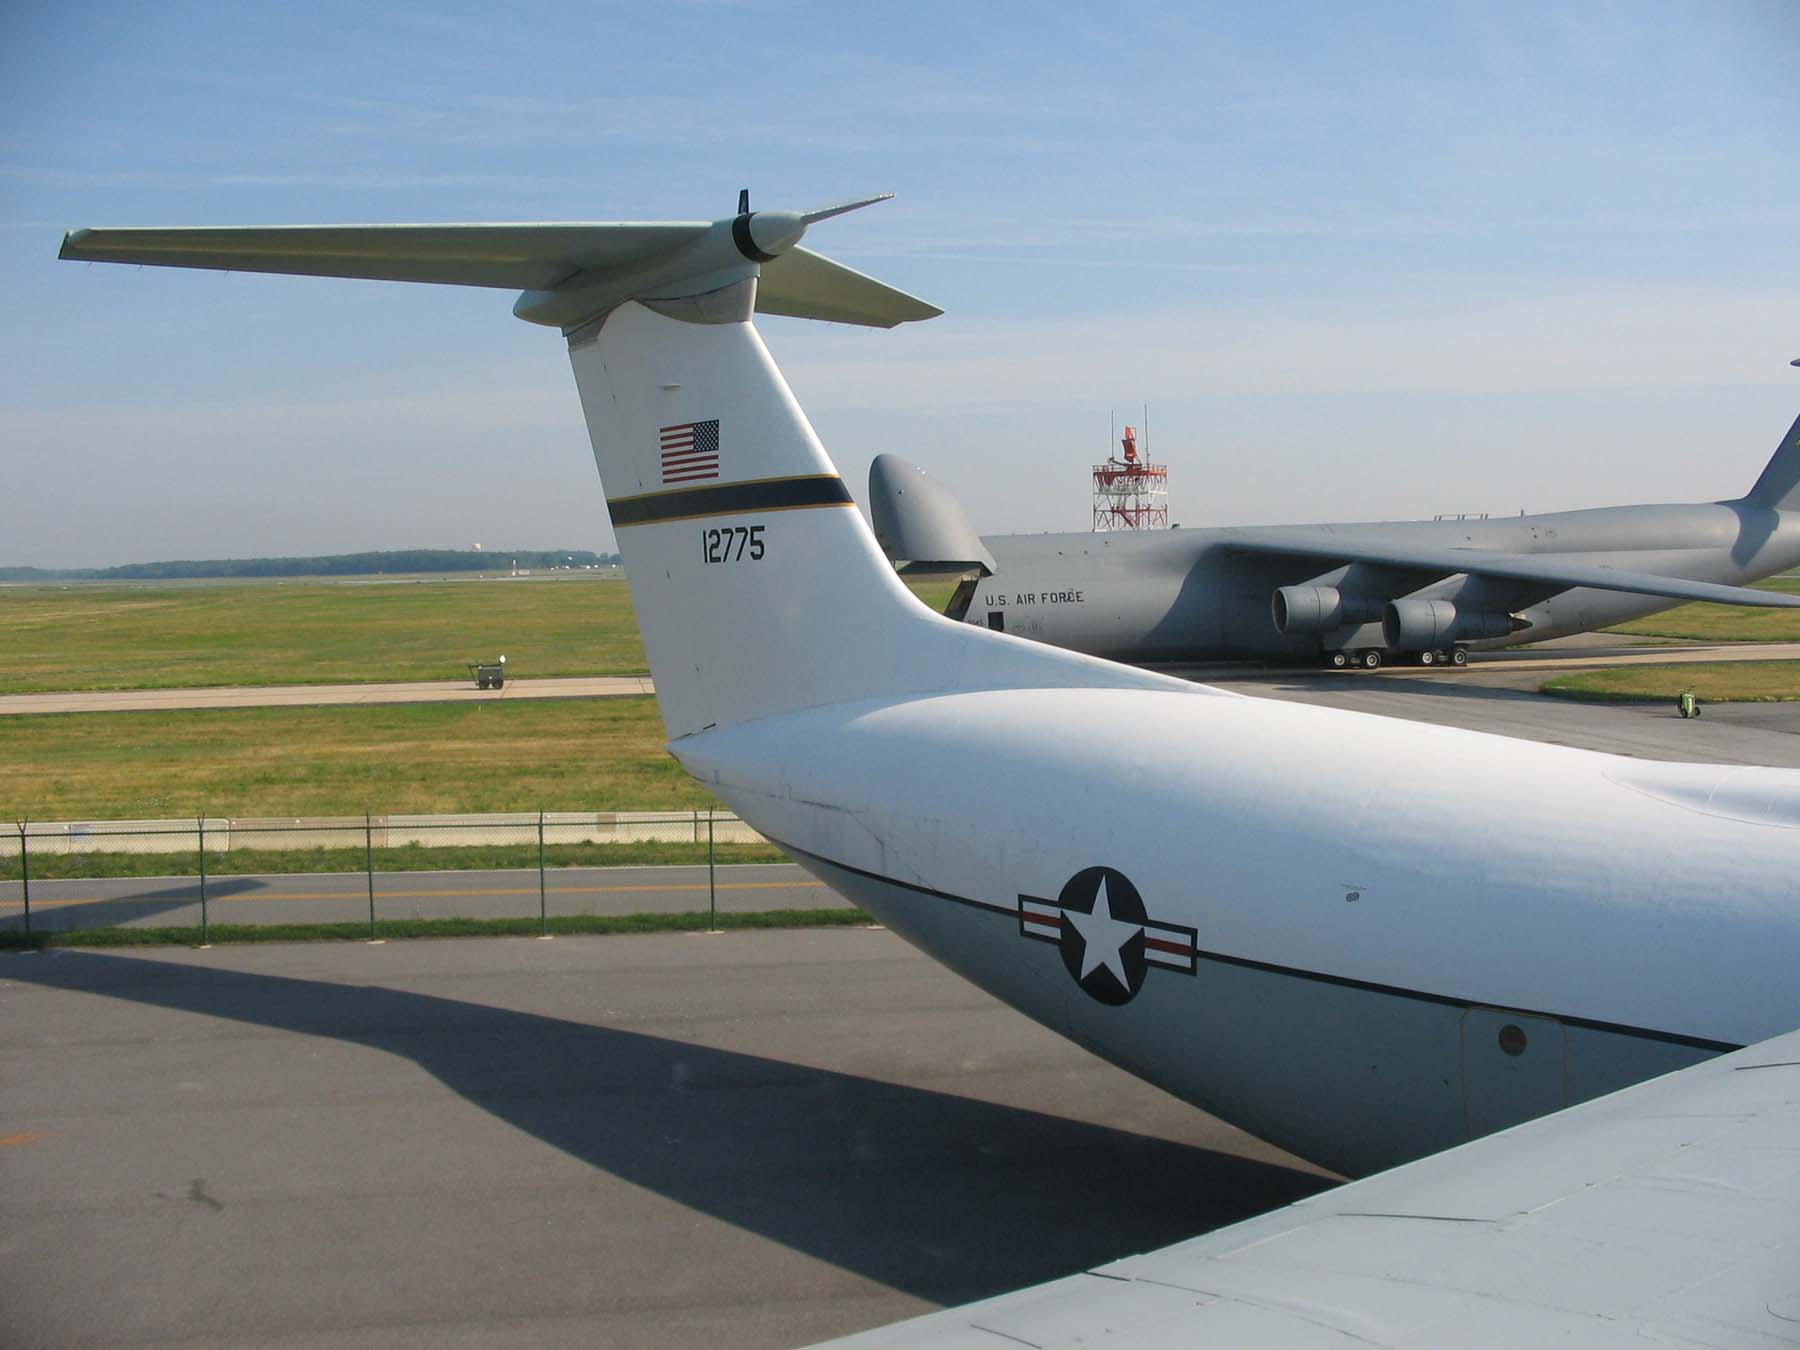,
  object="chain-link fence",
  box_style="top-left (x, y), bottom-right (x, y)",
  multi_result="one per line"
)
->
top-left (1, 811), bottom-right (766, 859)
top-left (1, 810), bottom-right (794, 940)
